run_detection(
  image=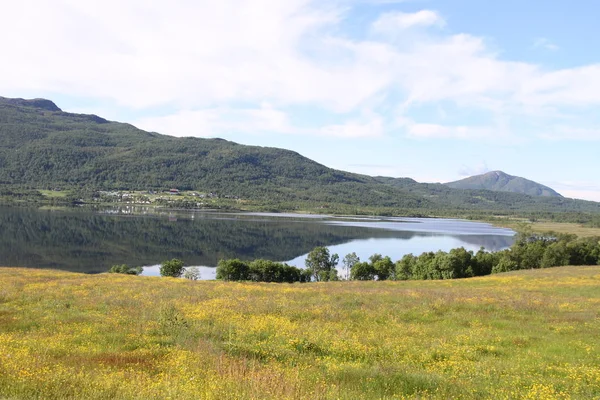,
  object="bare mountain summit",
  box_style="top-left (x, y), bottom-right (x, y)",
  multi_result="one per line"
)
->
top-left (445, 171), bottom-right (562, 197)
